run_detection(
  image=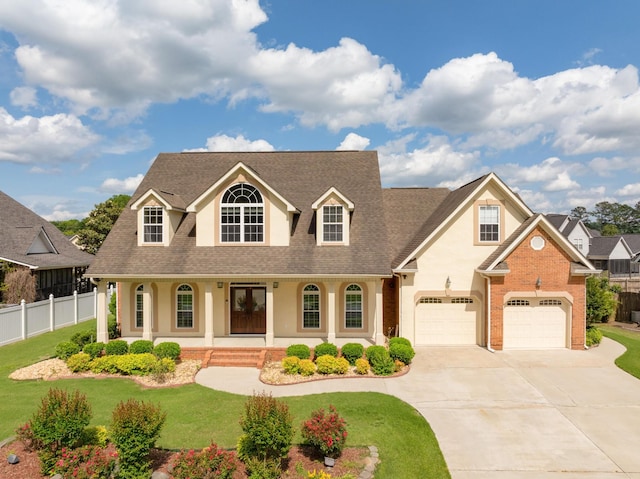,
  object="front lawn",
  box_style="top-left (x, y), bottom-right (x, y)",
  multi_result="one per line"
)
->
top-left (598, 323), bottom-right (640, 379)
top-left (0, 321), bottom-right (450, 478)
